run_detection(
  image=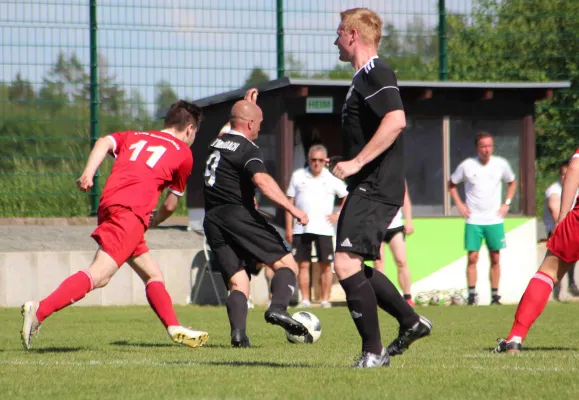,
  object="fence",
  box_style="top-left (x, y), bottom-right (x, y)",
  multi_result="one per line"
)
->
top-left (0, 0), bottom-right (576, 217)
